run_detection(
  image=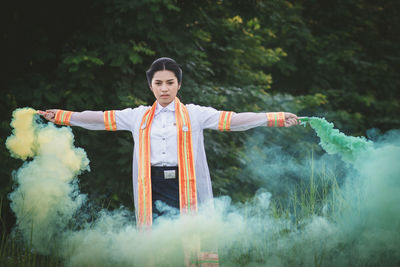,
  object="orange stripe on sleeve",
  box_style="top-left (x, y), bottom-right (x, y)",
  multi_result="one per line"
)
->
top-left (54, 110), bottom-right (73, 126)
top-left (54, 110), bottom-right (62, 125)
top-left (64, 111), bottom-right (73, 126)
top-left (218, 111), bottom-right (233, 131)
top-left (277, 112), bottom-right (285, 127)
top-left (218, 111), bottom-right (226, 131)
top-left (225, 111), bottom-right (233, 131)
top-left (266, 113), bottom-right (274, 127)
top-left (267, 112), bottom-right (285, 127)
top-left (104, 110), bottom-right (117, 131)
top-left (110, 110), bottom-right (117, 131)
top-left (103, 111), bottom-right (109, 130)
